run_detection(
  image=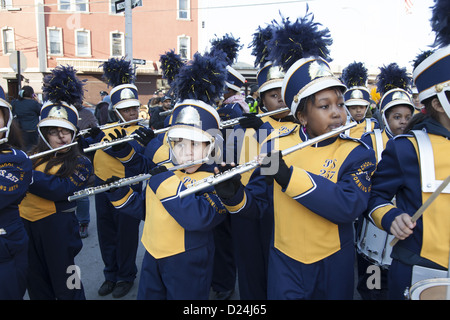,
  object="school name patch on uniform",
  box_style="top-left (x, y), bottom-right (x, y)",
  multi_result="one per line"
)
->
top-left (351, 161), bottom-right (374, 193)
